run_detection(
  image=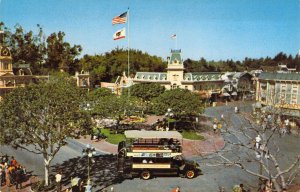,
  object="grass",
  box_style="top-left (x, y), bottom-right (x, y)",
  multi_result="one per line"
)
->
top-left (101, 128), bottom-right (126, 145)
top-left (181, 130), bottom-right (205, 140)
